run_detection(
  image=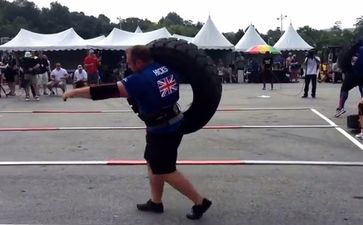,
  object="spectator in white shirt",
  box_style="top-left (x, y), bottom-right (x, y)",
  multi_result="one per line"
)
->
top-left (73, 64), bottom-right (88, 88)
top-left (47, 63), bottom-right (68, 94)
top-left (302, 50), bottom-right (320, 98)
